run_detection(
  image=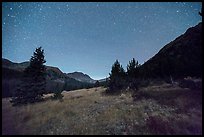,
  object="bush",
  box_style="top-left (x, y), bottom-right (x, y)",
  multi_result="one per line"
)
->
top-left (52, 90), bottom-right (64, 101)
